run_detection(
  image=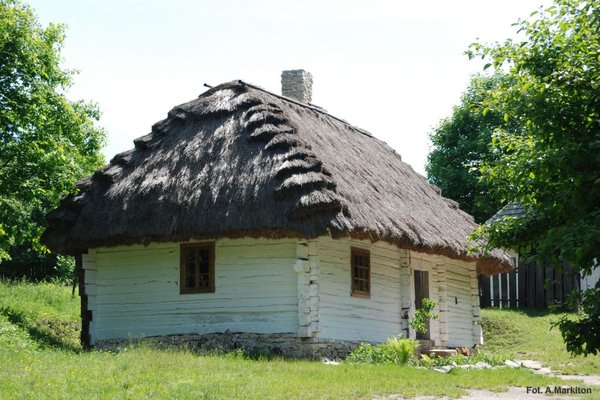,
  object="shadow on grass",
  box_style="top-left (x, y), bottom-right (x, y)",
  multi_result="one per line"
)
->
top-left (0, 306), bottom-right (81, 352)
top-left (513, 308), bottom-right (555, 318)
